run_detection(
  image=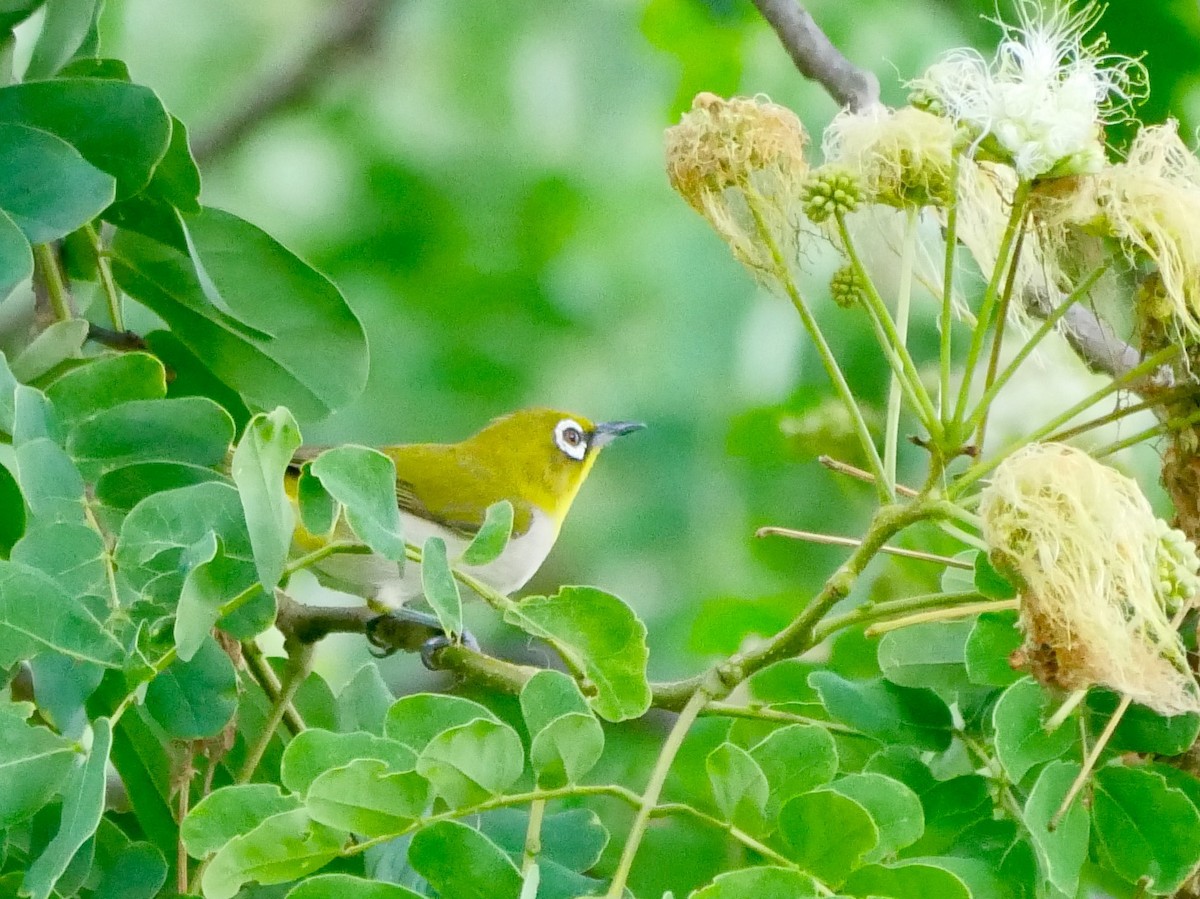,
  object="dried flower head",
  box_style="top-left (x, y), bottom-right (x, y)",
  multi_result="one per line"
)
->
top-left (1038, 122), bottom-right (1200, 337)
top-left (823, 106), bottom-right (960, 208)
top-left (911, 0), bottom-right (1143, 179)
top-left (665, 93), bottom-right (809, 272)
top-left (981, 443), bottom-right (1200, 715)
